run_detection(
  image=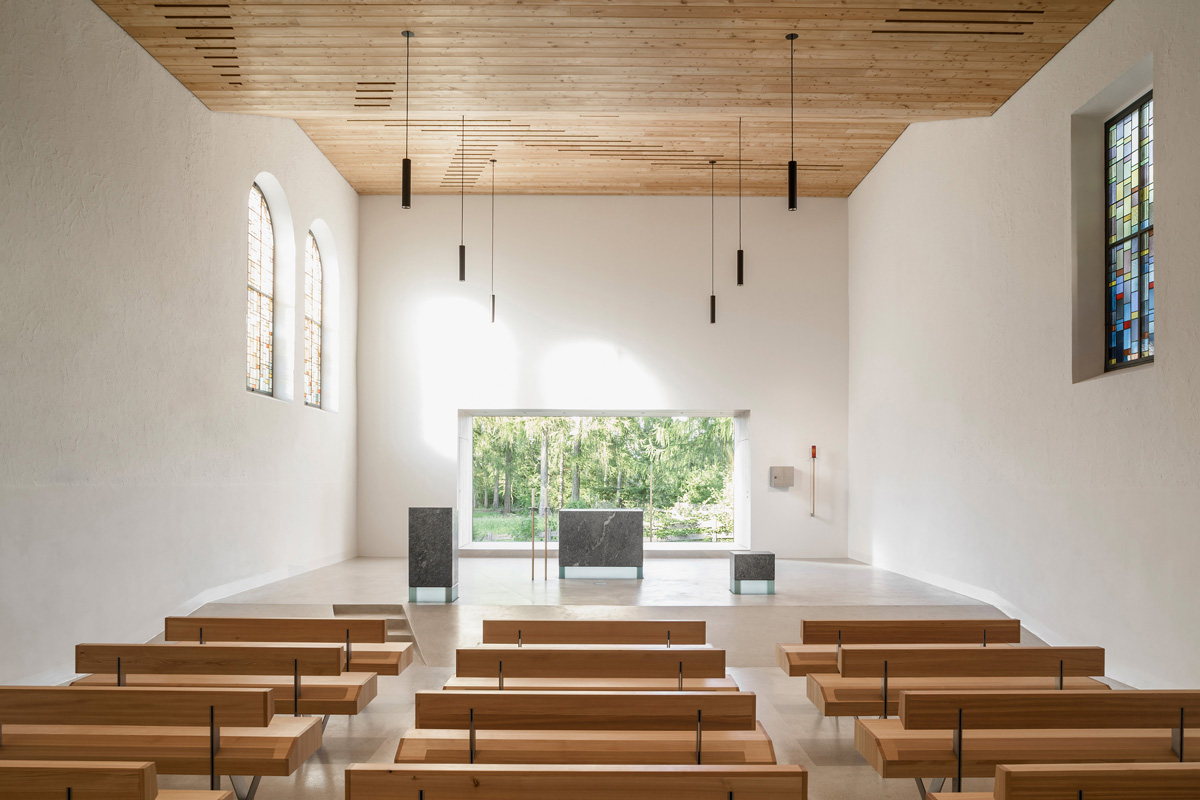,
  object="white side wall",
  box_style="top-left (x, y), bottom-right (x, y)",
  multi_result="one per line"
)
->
top-left (357, 194), bottom-right (848, 559)
top-left (847, 0), bottom-right (1200, 688)
top-left (0, 0), bottom-right (359, 683)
